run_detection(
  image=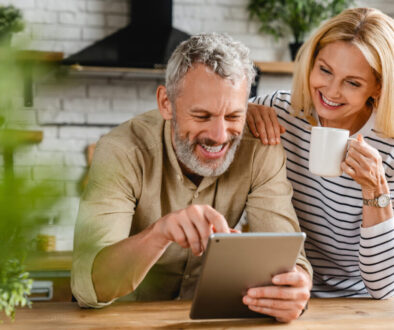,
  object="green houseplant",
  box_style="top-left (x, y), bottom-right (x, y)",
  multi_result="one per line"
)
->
top-left (0, 5), bottom-right (24, 45)
top-left (0, 47), bottom-right (61, 322)
top-left (247, 0), bottom-right (354, 60)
